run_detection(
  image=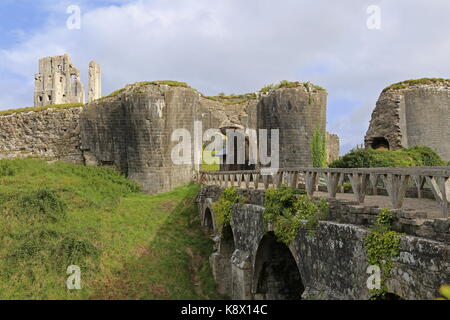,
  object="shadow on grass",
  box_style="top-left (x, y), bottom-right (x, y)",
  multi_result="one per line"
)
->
top-left (90, 184), bottom-right (225, 300)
